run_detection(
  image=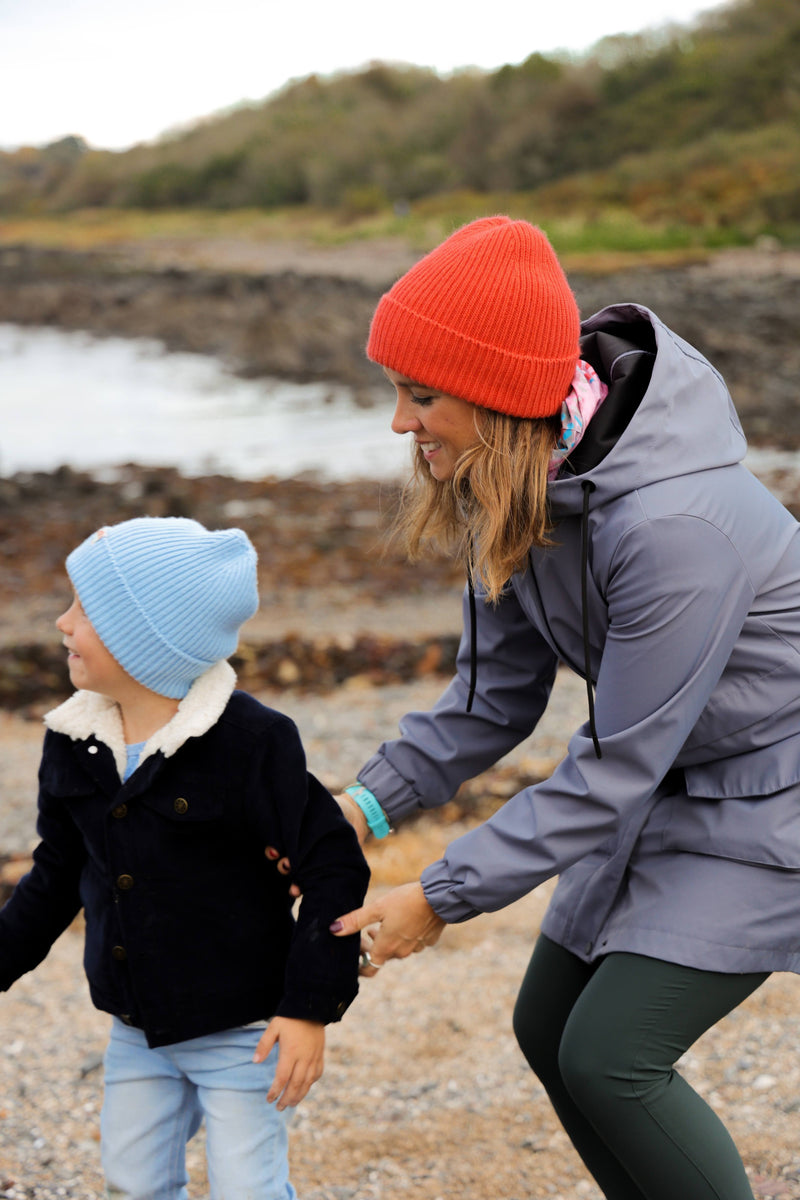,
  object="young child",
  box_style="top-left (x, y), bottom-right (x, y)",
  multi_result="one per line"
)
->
top-left (0, 516), bottom-right (370, 1200)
